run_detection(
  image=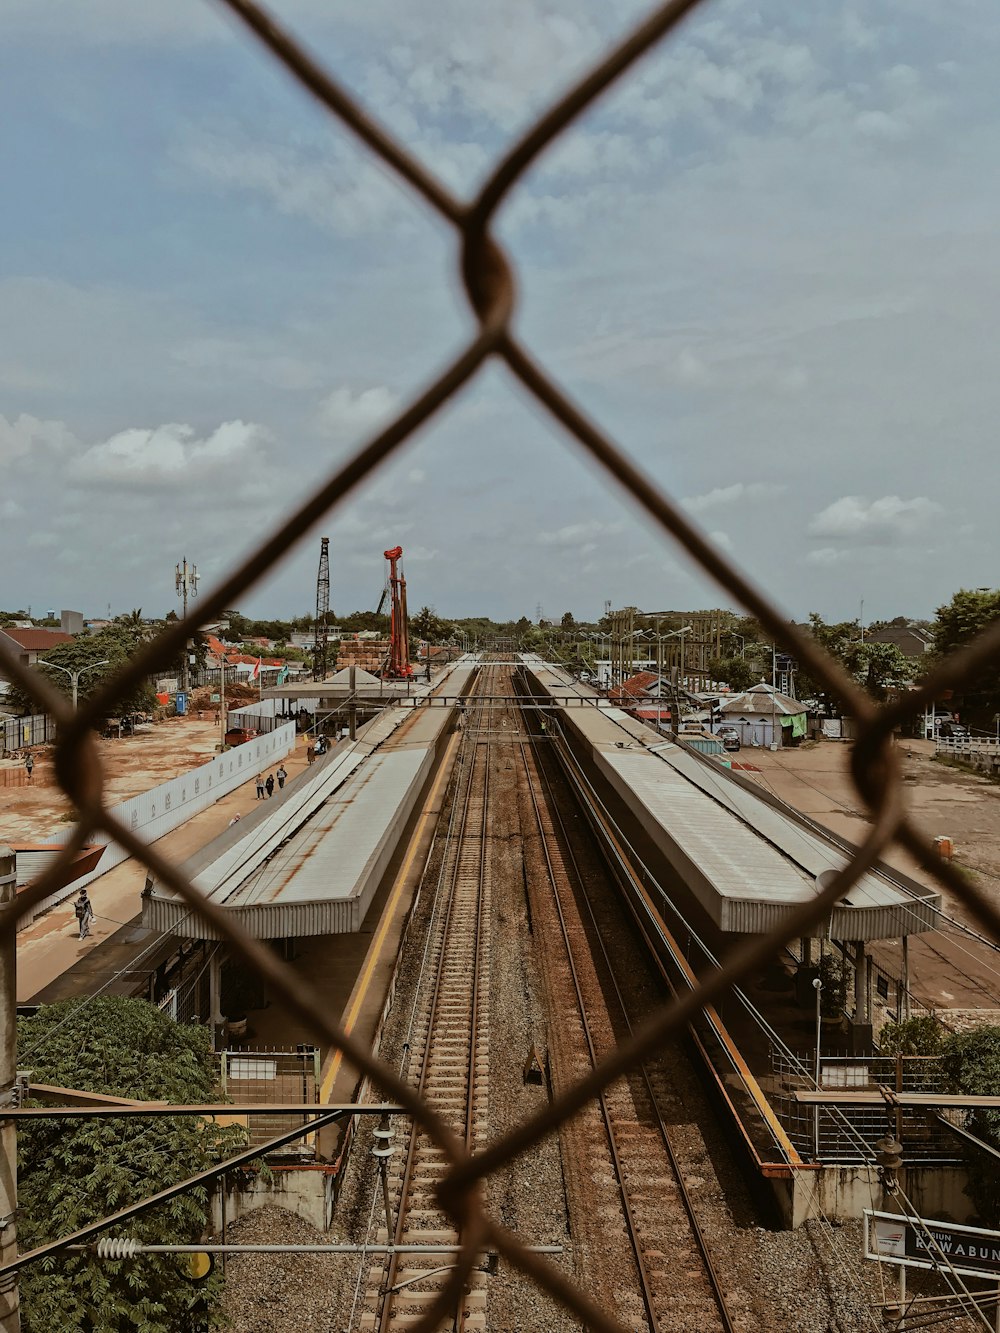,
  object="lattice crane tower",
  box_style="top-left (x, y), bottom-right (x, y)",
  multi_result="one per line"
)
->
top-left (314, 537), bottom-right (331, 682)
